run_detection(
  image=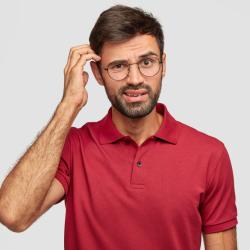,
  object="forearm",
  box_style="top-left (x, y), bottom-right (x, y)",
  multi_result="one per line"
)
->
top-left (0, 101), bottom-right (78, 229)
